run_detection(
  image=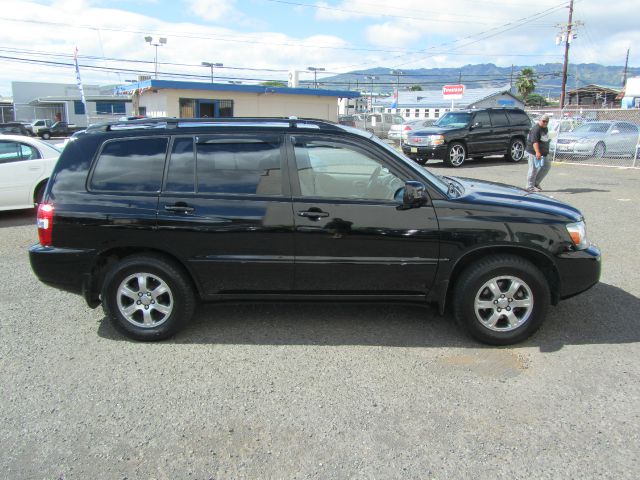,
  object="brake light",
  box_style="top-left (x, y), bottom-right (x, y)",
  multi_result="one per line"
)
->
top-left (403, 125), bottom-right (412, 131)
top-left (37, 203), bottom-right (54, 246)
